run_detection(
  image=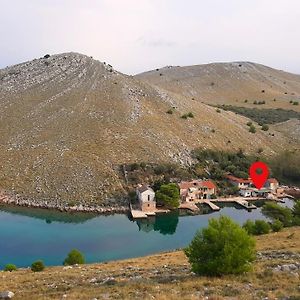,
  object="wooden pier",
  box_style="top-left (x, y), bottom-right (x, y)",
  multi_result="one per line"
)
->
top-left (179, 202), bottom-right (200, 212)
top-left (234, 199), bottom-right (257, 210)
top-left (130, 202), bottom-right (170, 219)
top-left (199, 200), bottom-right (220, 211)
